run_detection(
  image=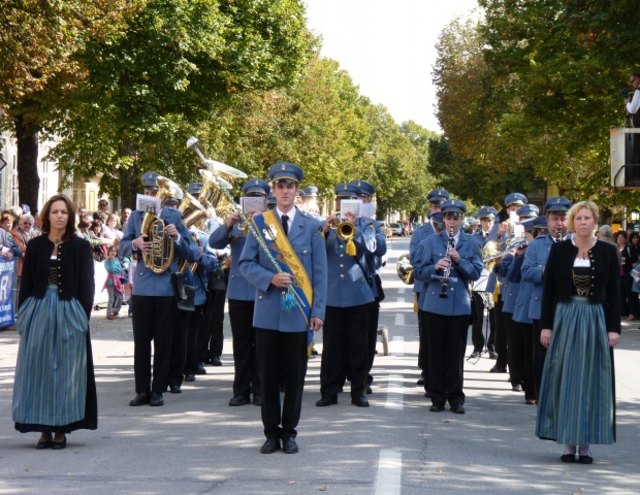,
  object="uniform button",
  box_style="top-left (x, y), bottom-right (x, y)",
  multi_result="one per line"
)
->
top-left (340, 254), bottom-right (344, 258)
top-left (339, 264), bottom-right (344, 268)
top-left (340, 274), bottom-right (344, 278)
top-left (304, 250), bottom-right (308, 254)
top-left (259, 296), bottom-right (263, 300)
